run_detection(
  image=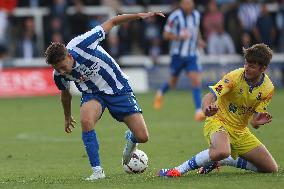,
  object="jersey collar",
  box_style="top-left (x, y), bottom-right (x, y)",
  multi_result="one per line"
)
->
top-left (244, 73), bottom-right (265, 93)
